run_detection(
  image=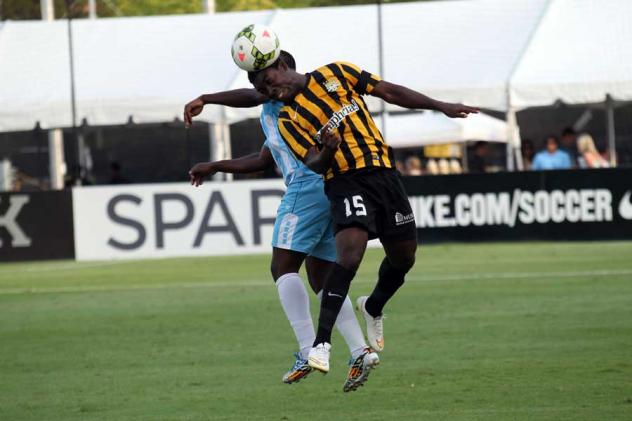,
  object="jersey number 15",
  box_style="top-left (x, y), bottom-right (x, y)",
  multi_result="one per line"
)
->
top-left (344, 195), bottom-right (367, 217)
